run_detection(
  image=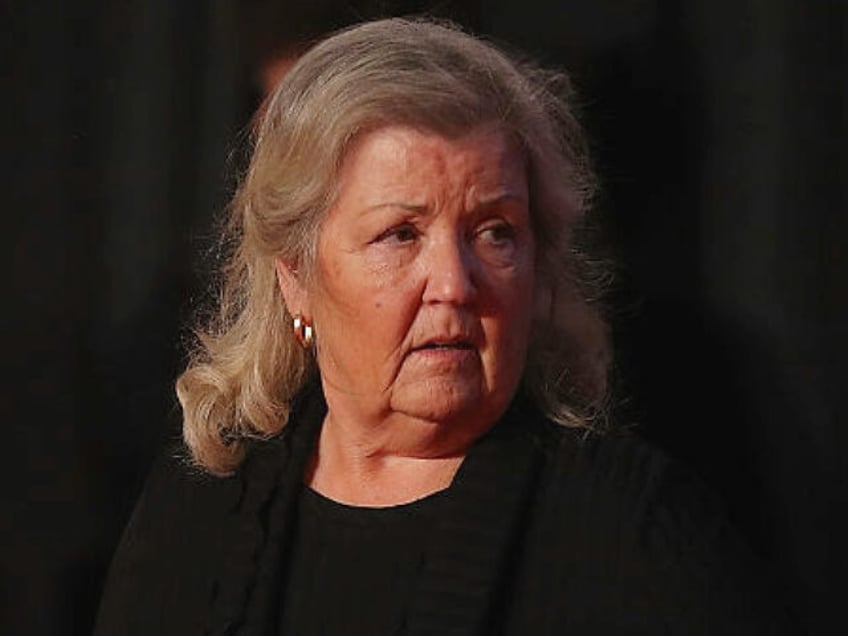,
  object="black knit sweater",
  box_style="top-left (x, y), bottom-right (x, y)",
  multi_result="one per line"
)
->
top-left (95, 384), bottom-right (798, 635)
